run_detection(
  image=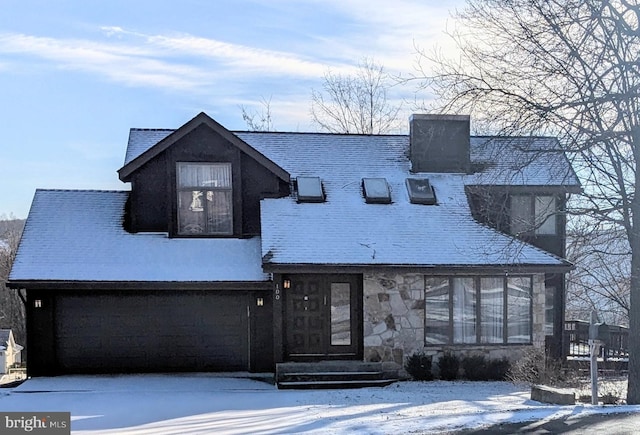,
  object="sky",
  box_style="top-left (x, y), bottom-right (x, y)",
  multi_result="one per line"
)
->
top-left (0, 0), bottom-right (466, 219)
top-left (1, 374), bottom-right (636, 434)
